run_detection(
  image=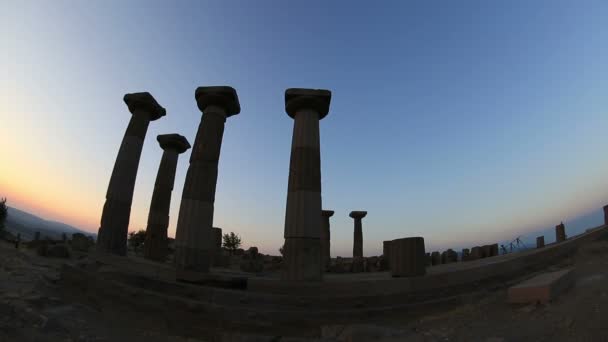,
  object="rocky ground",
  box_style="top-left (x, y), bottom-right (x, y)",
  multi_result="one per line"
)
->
top-left (1, 238), bottom-right (608, 341)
